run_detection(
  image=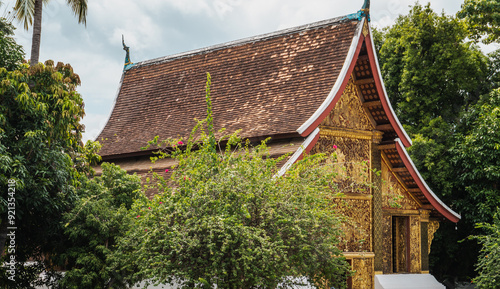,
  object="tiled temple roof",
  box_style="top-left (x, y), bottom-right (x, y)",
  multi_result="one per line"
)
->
top-left (97, 16), bottom-right (359, 157)
top-left (96, 11), bottom-right (459, 222)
